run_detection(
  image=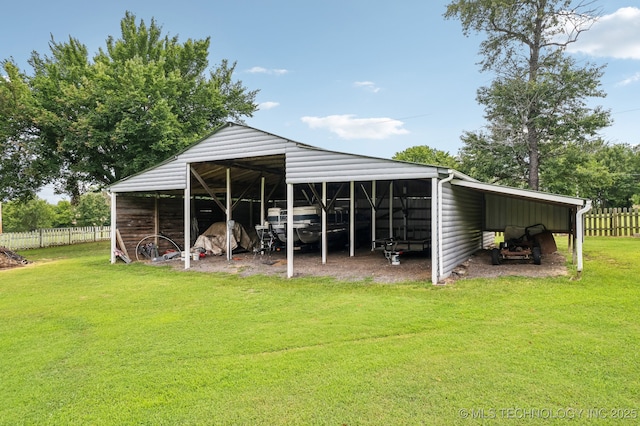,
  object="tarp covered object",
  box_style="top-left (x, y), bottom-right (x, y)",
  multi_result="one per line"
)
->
top-left (193, 222), bottom-right (258, 255)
